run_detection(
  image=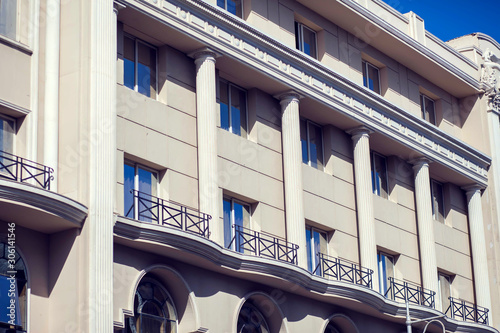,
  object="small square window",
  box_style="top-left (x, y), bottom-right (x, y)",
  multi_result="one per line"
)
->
top-left (223, 197), bottom-right (251, 252)
top-left (123, 35), bottom-right (157, 99)
top-left (300, 119), bottom-right (323, 170)
top-left (438, 273), bottom-right (452, 312)
top-left (305, 226), bottom-right (327, 275)
top-left (378, 252), bottom-right (394, 295)
top-left (219, 80), bottom-right (247, 137)
top-left (295, 22), bottom-right (317, 59)
top-left (0, 0), bottom-right (17, 40)
top-left (371, 152), bottom-right (388, 199)
top-left (431, 180), bottom-right (445, 223)
top-left (421, 94), bottom-right (436, 125)
top-left (362, 61), bottom-right (381, 94)
top-left (217, 0), bottom-right (243, 18)
top-left (124, 161), bottom-right (159, 222)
